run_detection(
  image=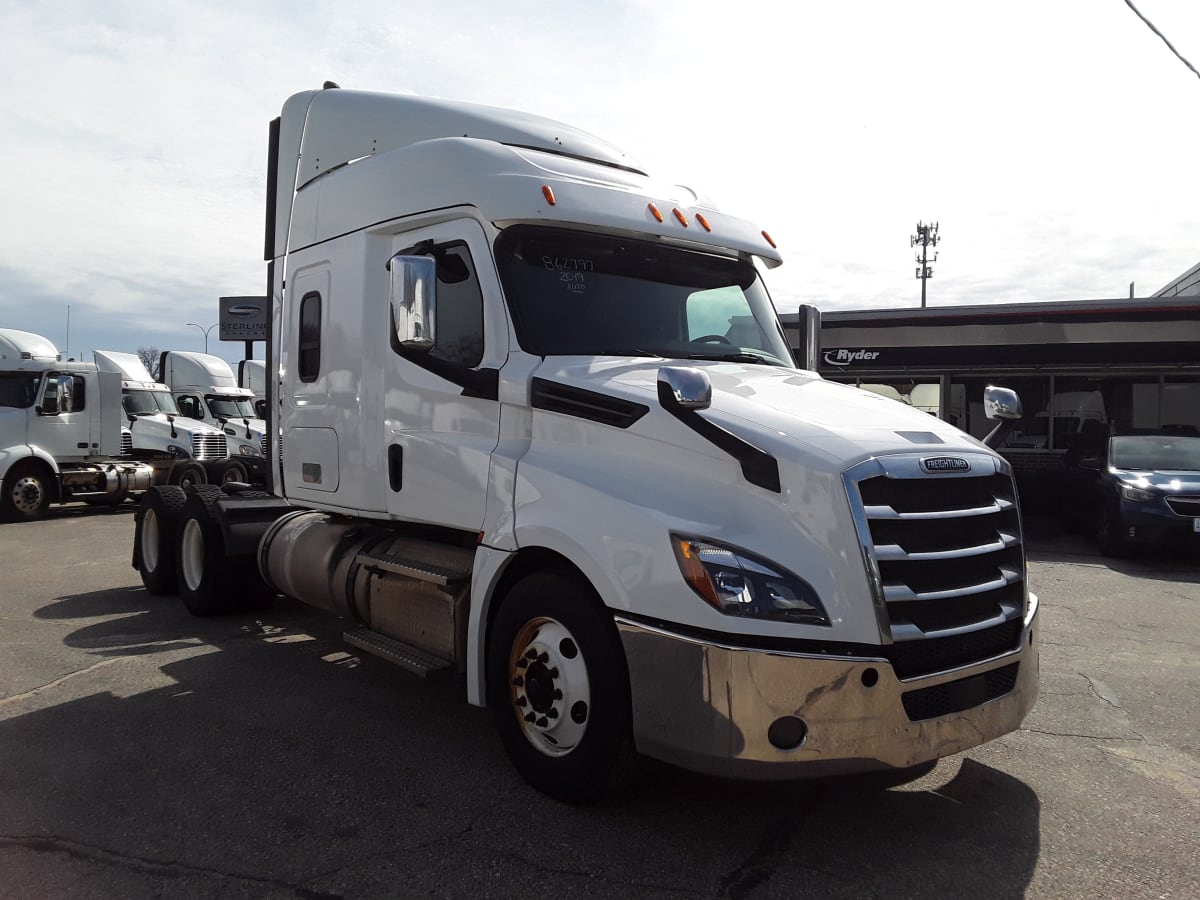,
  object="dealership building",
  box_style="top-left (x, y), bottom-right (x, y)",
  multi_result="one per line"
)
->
top-left (779, 273), bottom-right (1200, 515)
